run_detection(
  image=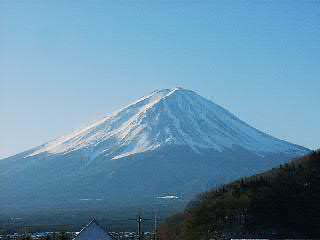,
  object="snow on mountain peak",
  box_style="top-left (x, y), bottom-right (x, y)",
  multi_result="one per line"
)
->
top-left (27, 88), bottom-right (307, 160)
